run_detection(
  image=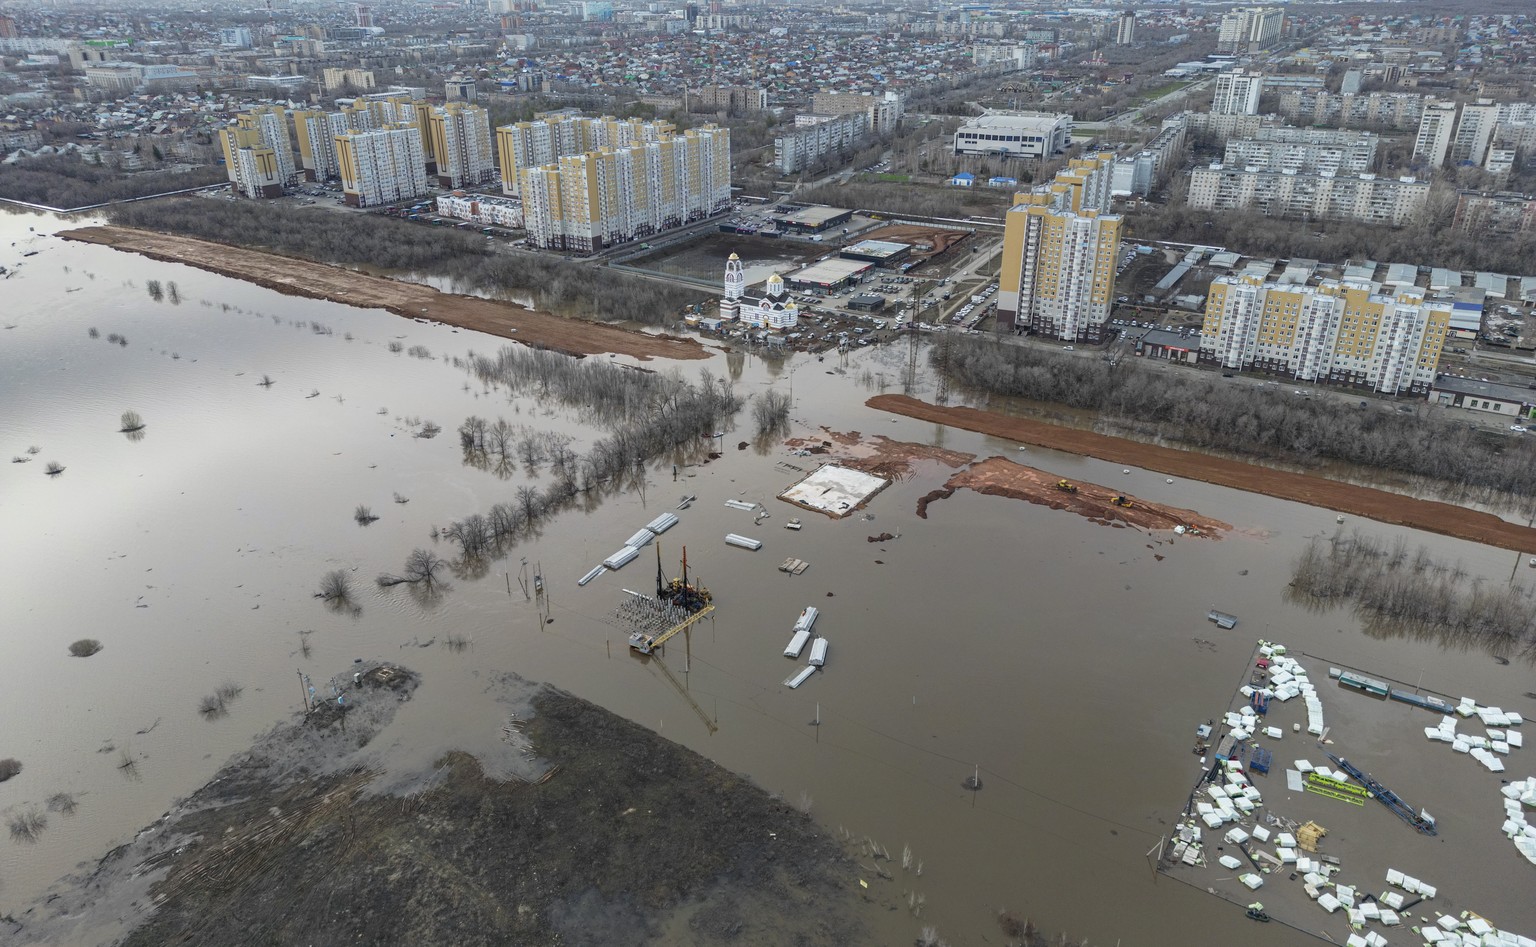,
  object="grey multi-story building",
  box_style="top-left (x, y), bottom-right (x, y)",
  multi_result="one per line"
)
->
top-left (1223, 128), bottom-right (1379, 174)
top-left (1188, 164), bottom-right (1429, 226)
top-left (1276, 90), bottom-right (1425, 130)
top-left (774, 113), bottom-right (870, 174)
